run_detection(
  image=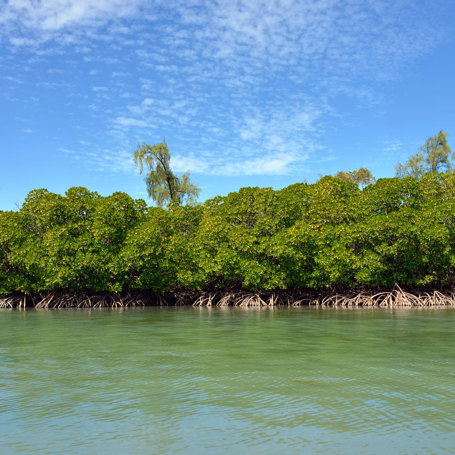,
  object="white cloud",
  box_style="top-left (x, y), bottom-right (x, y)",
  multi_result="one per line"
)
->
top-left (383, 140), bottom-right (403, 153)
top-left (88, 149), bottom-right (136, 174)
top-left (221, 153), bottom-right (300, 176)
top-left (382, 139), bottom-right (403, 160)
top-left (171, 154), bottom-right (211, 174)
top-left (0, 0), bottom-right (450, 181)
top-left (9, 37), bottom-right (36, 47)
top-left (171, 151), bottom-right (303, 177)
top-left (2, 0), bottom-right (441, 79)
top-left (4, 75), bottom-right (23, 84)
top-left (112, 116), bottom-right (148, 128)
top-left (1, 0), bottom-right (144, 32)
